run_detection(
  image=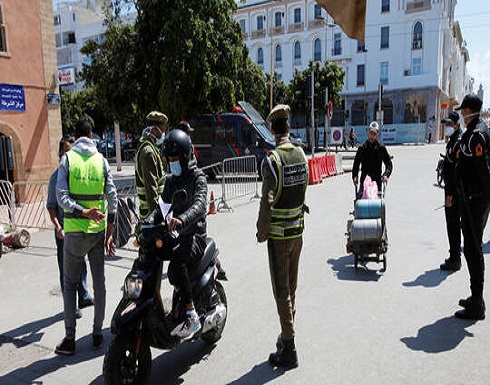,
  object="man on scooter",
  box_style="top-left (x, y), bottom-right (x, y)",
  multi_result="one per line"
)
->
top-left (161, 129), bottom-right (208, 339)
